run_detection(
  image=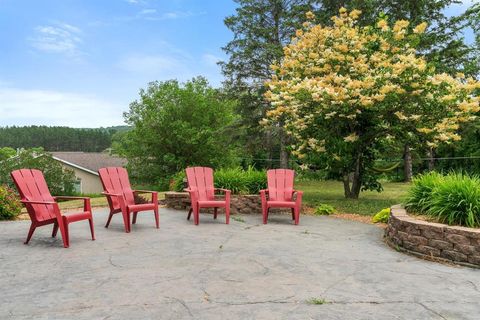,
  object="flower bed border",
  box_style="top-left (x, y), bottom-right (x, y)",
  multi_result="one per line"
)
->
top-left (385, 205), bottom-right (480, 268)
